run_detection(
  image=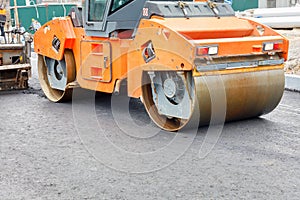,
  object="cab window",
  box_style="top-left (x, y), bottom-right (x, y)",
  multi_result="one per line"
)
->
top-left (88, 0), bottom-right (108, 21)
top-left (111, 0), bottom-right (133, 12)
